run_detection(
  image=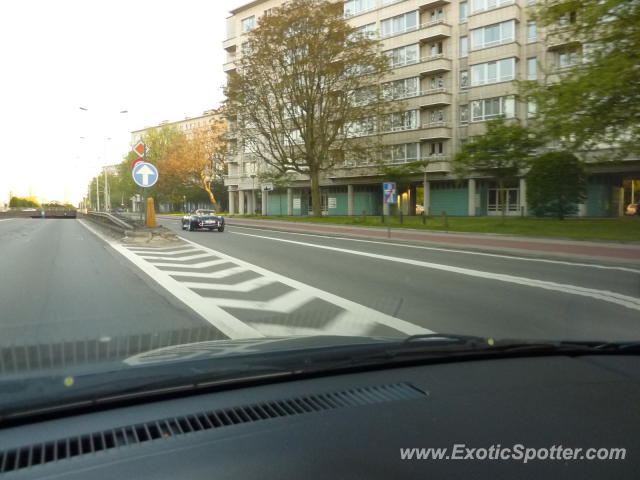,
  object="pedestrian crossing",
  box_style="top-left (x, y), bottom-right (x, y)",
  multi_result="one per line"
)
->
top-left (112, 238), bottom-right (431, 340)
